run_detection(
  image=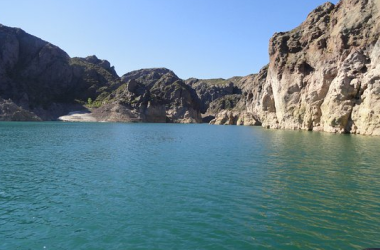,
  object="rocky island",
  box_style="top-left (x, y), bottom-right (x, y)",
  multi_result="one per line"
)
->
top-left (0, 0), bottom-right (379, 135)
